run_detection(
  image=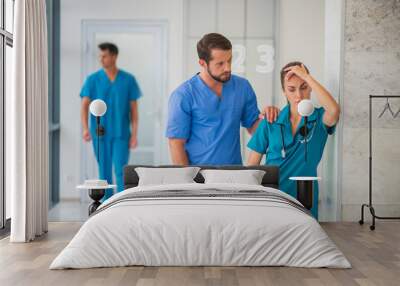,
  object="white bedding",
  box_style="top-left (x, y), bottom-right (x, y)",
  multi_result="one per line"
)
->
top-left (50, 183), bottom-right (351, 269)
